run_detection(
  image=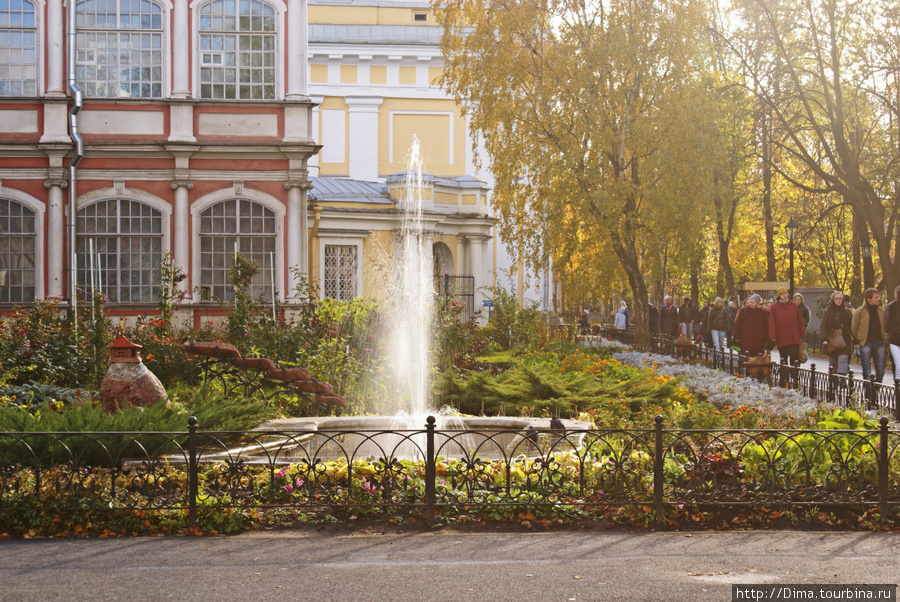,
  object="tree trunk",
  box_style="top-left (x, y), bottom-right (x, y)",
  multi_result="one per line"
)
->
top-left (761, 111), bottom-right (777, 282)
